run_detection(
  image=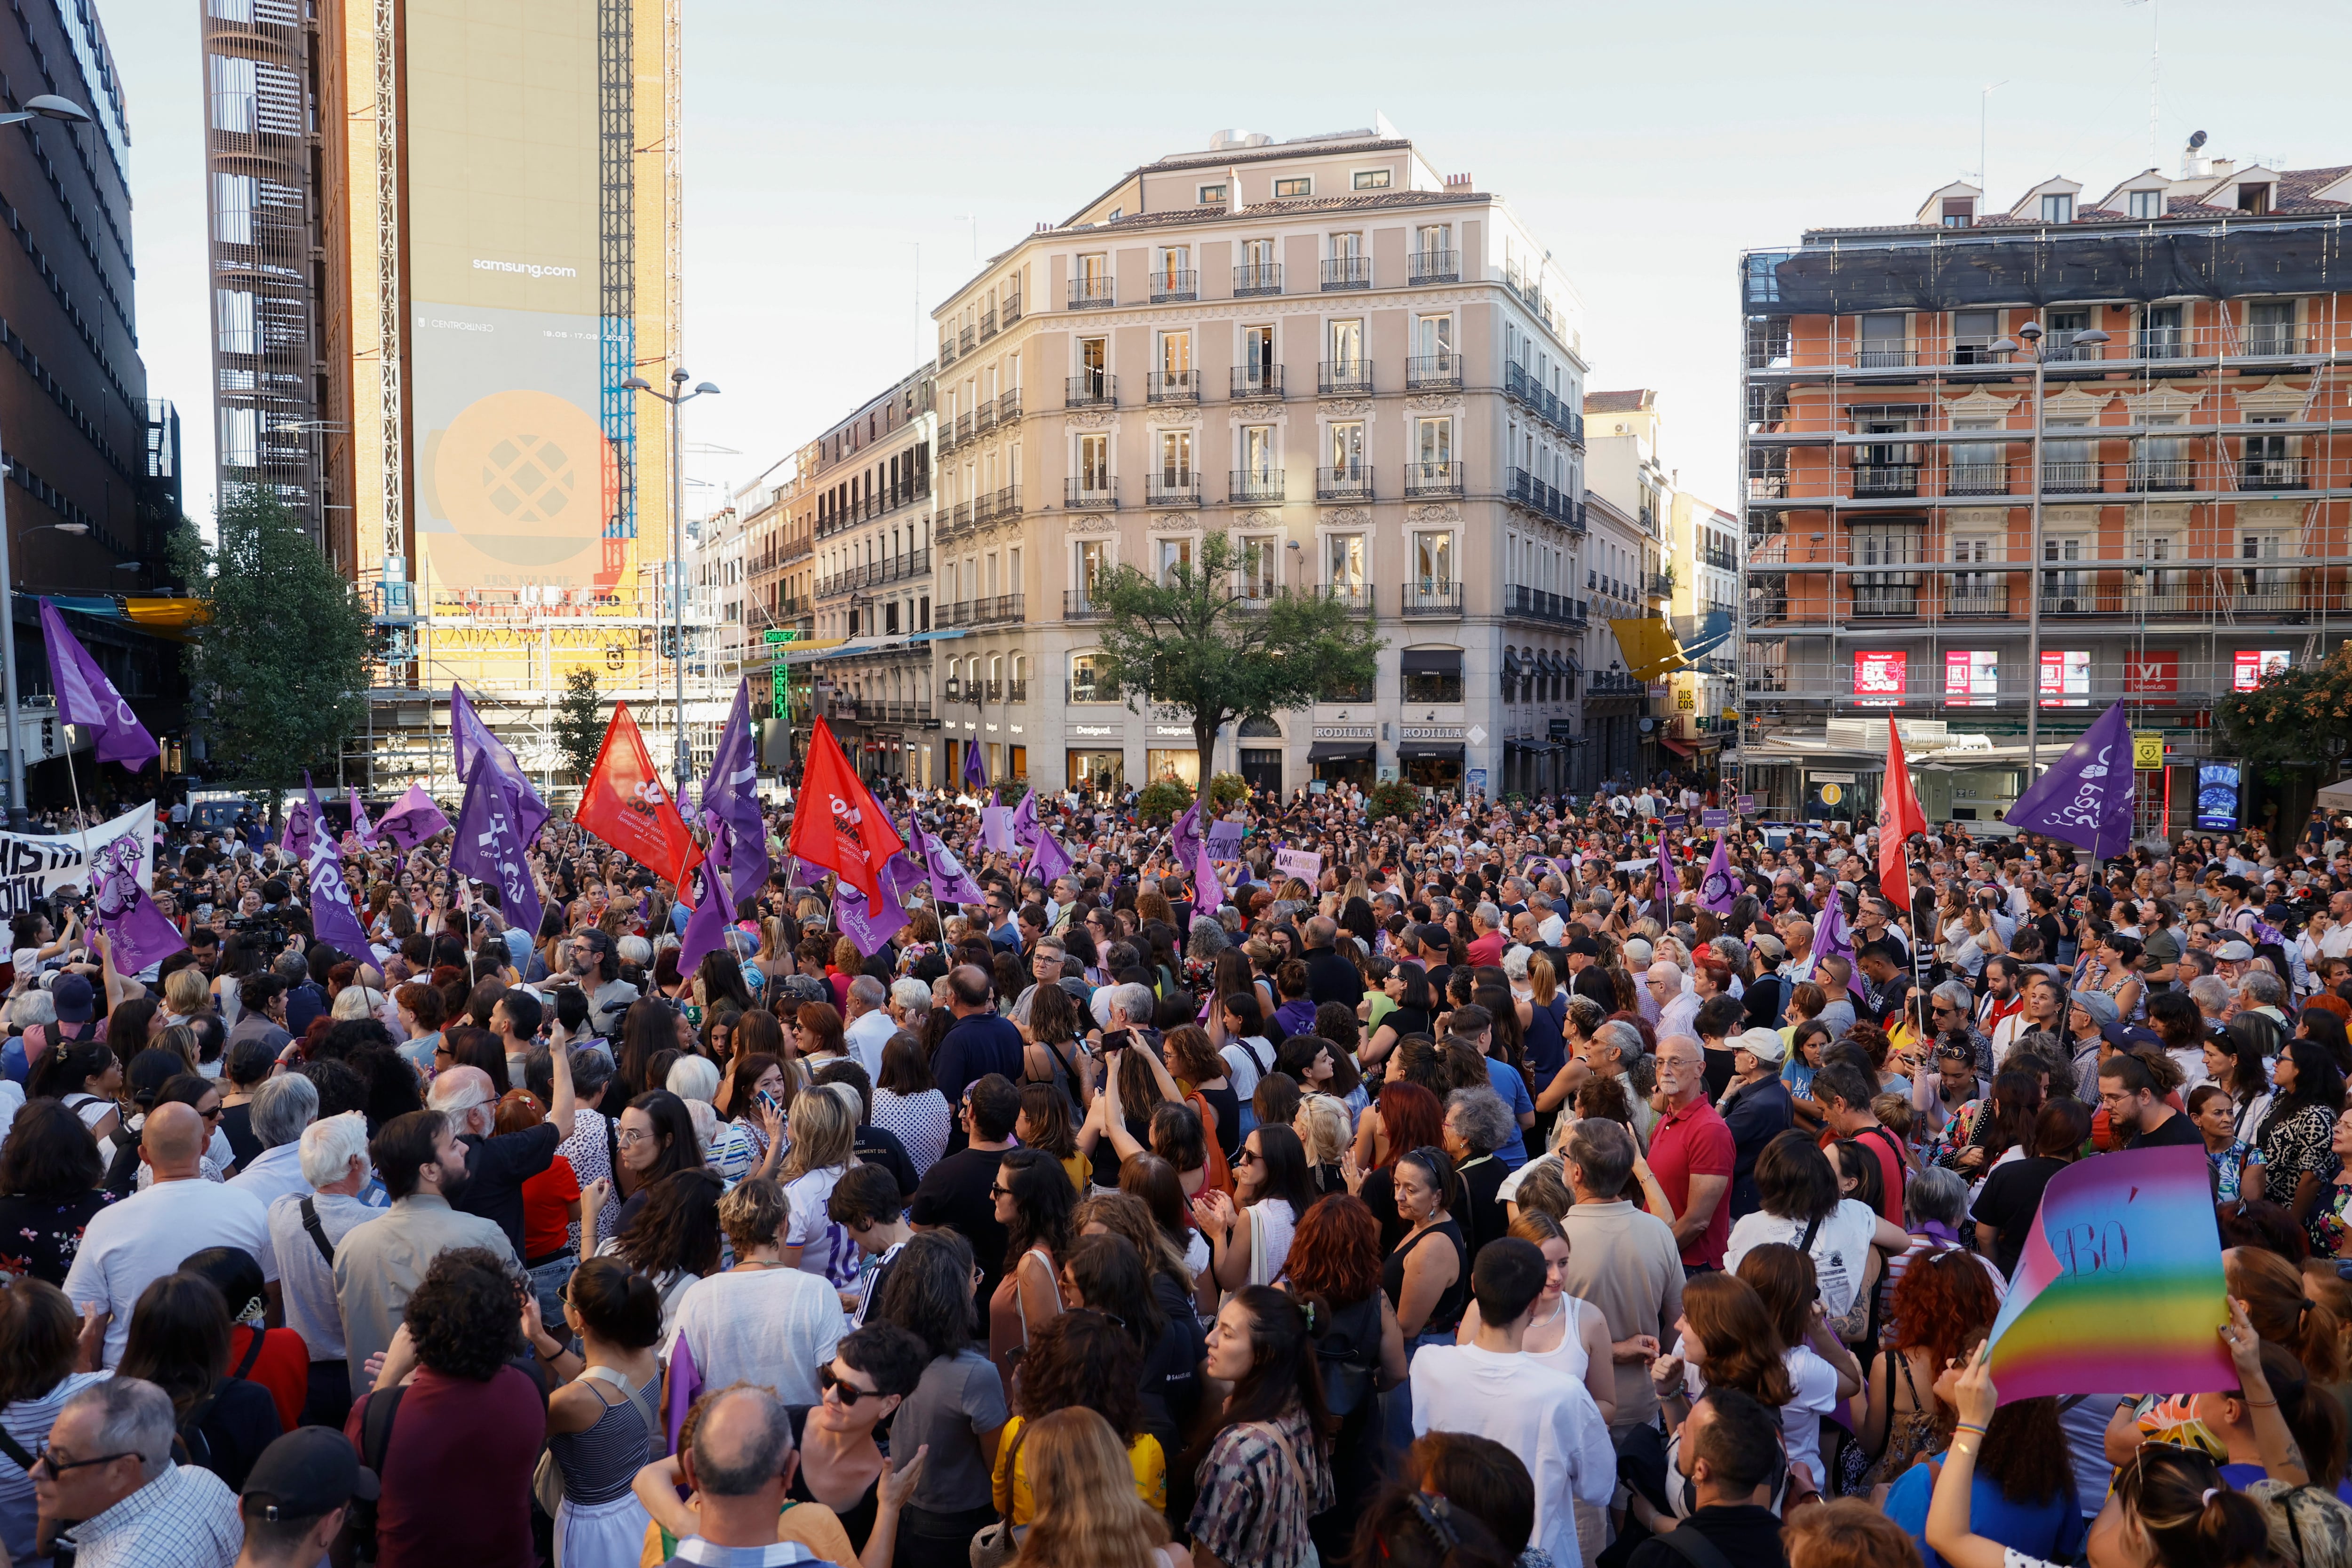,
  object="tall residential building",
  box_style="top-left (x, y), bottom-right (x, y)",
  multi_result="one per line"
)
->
top-left (1741, 139), bottom-right (2352, 829)
top-left (1580, 390), bottom-right (1675, 783)
top-left (924, 124), bottom-right (1589, 800)
top-left (4, 0), bottom-right (182, 784)
top-left (203, 0), bottom-right (693, 794)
